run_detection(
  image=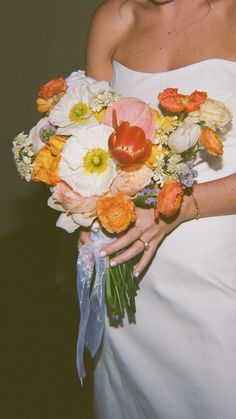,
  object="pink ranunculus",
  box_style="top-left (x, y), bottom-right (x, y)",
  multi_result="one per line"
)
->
top-left (102, 98), bottom-right (156, 141)
top-left (110, 164), bottom-right (153, 197)
top-left (52, 181), bottom-right (97, 213)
